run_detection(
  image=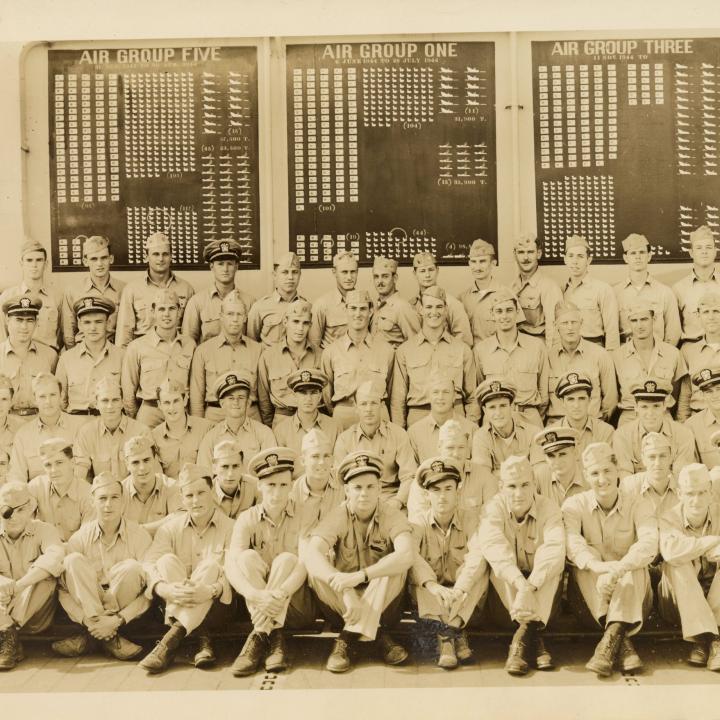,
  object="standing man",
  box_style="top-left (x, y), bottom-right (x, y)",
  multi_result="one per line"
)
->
top-left (0, 482), bottom-right (65, 670)
top-left (533, 427), bottom-right (588, 507)
top-left (369, 256), bottom-right (421, 348)
top-left (562, 235), bottom-right (620, 350)
top-left (410, 253), bottom-right (472, 346)
top-left (61, 235), bottom-right (126, 348)
top-left (474, 289), bottom-right (549, 427)
top-left (121, 288), bottom-right (196, 428)
top-left (392, 286), bottom-right (477, 428)
top-left (563, 442), bottom-right (658, 677)
top-left (115, 232), bottom-right (194, 349)
top-left (0, 241), bottom-right (63, 351)
top-left (309, 250), bottom-right (359, 349)
top-left (139, 464), bottom-right (235, 674)
top-left (181, 239), bottom-right (255, 344)
top-left (613, 233), bottom-right (681, 345)
top-left (247, 251), bottom-right (304, 349)
top-left (211, 440), bottom-right (259, 520)
top-left (321, 289), bottom-right (394, 431)
top-left (302, 450), bottom-right (415, 673)
top-left (685, 368), bottom-right (720, 468)
top-left (56, 297), bottom-right (124, 417)
top-left (0, 376), bottom-right (25, 458)
top-left (672, 225), bottom-right (720, 343)
top-left (547, 301), bottom-right (617, 424)
top-left (510, 232), bottom-right (563, 345)
top-left (257, 299), bottom-right (321, 428)
top-left (334, 380), bottom-right (417, 511)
